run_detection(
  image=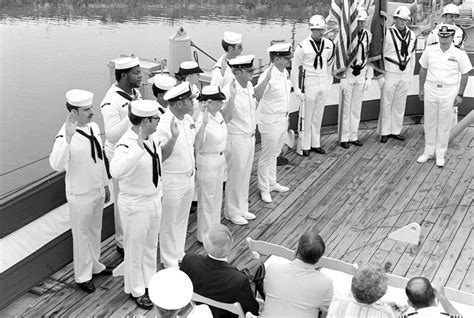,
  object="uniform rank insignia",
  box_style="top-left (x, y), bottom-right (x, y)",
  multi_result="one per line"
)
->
top-left (447, 57), bottom-right (457, 62)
